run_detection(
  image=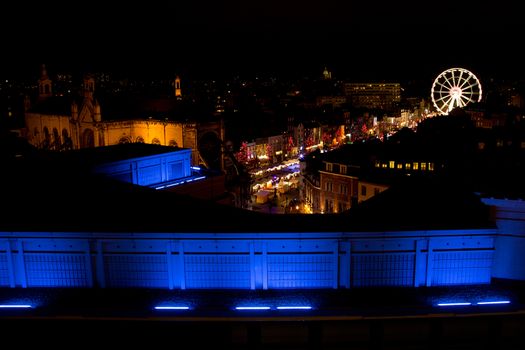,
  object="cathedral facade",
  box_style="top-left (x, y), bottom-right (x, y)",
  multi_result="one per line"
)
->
top-left (24, 66), bottom-right (223, 168)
